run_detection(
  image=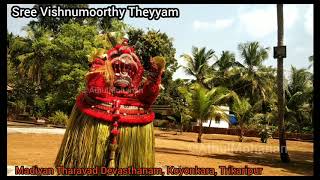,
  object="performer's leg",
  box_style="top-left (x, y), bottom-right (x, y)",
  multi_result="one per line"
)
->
top-left (55, 105), bottom-right (155, 170)
top-left (55, 105), bottom-right (112, 169)
top-left (116, 123), bottom-right (155, 168)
